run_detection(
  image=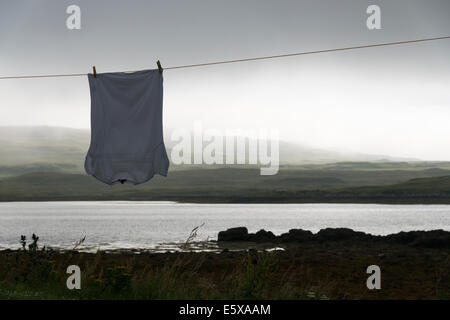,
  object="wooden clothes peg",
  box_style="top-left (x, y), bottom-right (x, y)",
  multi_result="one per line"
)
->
top-left (157, 60), bottom-right (163, 74)
top-left (93, 66), bottom-right (97, 78)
